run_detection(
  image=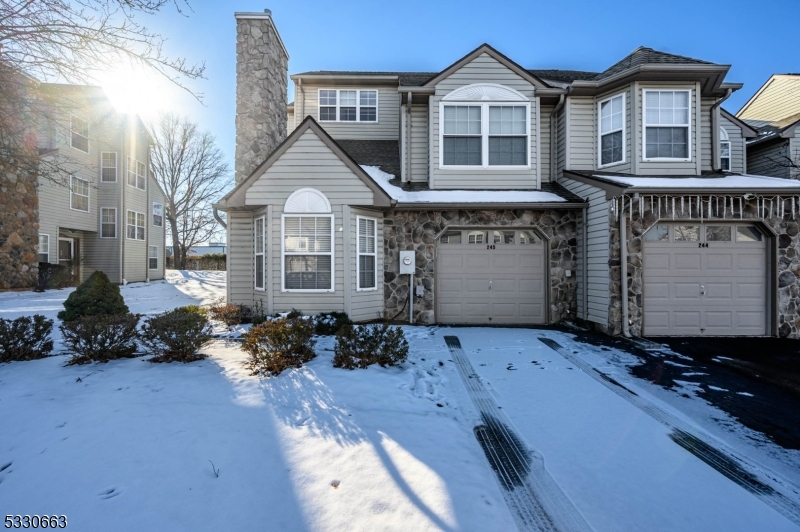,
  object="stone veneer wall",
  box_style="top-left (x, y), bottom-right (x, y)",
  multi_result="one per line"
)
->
top-left (608, 197), bottom-right (800, 338)
top-left (383, 209), bottom-right (580, 324)
top-left (0, 157), bottom-right (39, 289)
top-left (234, 13), bottom-right (288, 184)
